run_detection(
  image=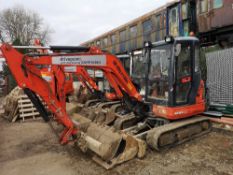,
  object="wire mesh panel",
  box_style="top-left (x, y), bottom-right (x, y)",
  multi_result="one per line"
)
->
top-left (206, 48), bottom-right (233, 104)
